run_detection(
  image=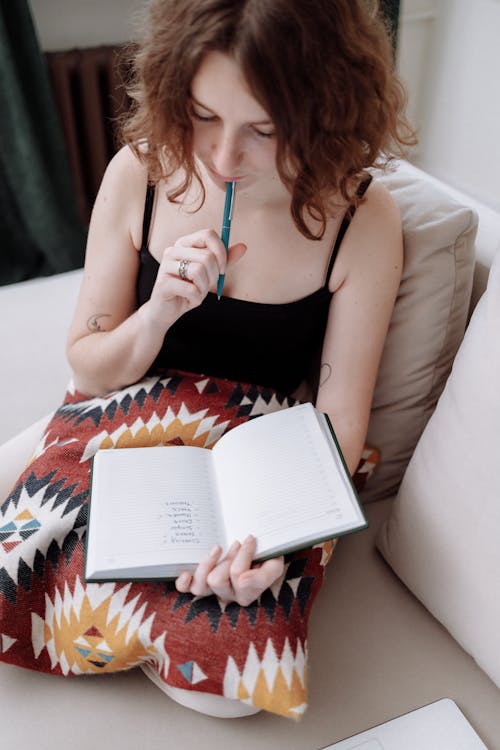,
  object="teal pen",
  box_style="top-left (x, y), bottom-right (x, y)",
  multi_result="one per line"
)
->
top-left (217, 180), bottom-right (236, 300)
